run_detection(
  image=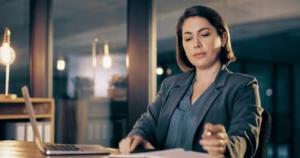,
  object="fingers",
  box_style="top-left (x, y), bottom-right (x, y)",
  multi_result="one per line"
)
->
top-left (203, 123), bottom-right (226, 134)
top-left (130, 137), bottom-right (142, 152)
top-left (200, 138), bottom-right (227, 147)
top-left (143, 141), bottom-right (155, 149)
top-left (203, 145), bottom-right (226, 154)
top-left (203, 132), bottom-right (227, 140)
top-left (119, 136), bottom-right (134, 154)
top-left (202, 123), bottom-right (227, 140)
top-left (200, 138), bottom-right (227, 156)
top-left (119, 136), bottom-right (141, 154)
top-left (119, 135), bottom-right (155, 154)
top-left (200, 123), bottom-right (228, 157)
